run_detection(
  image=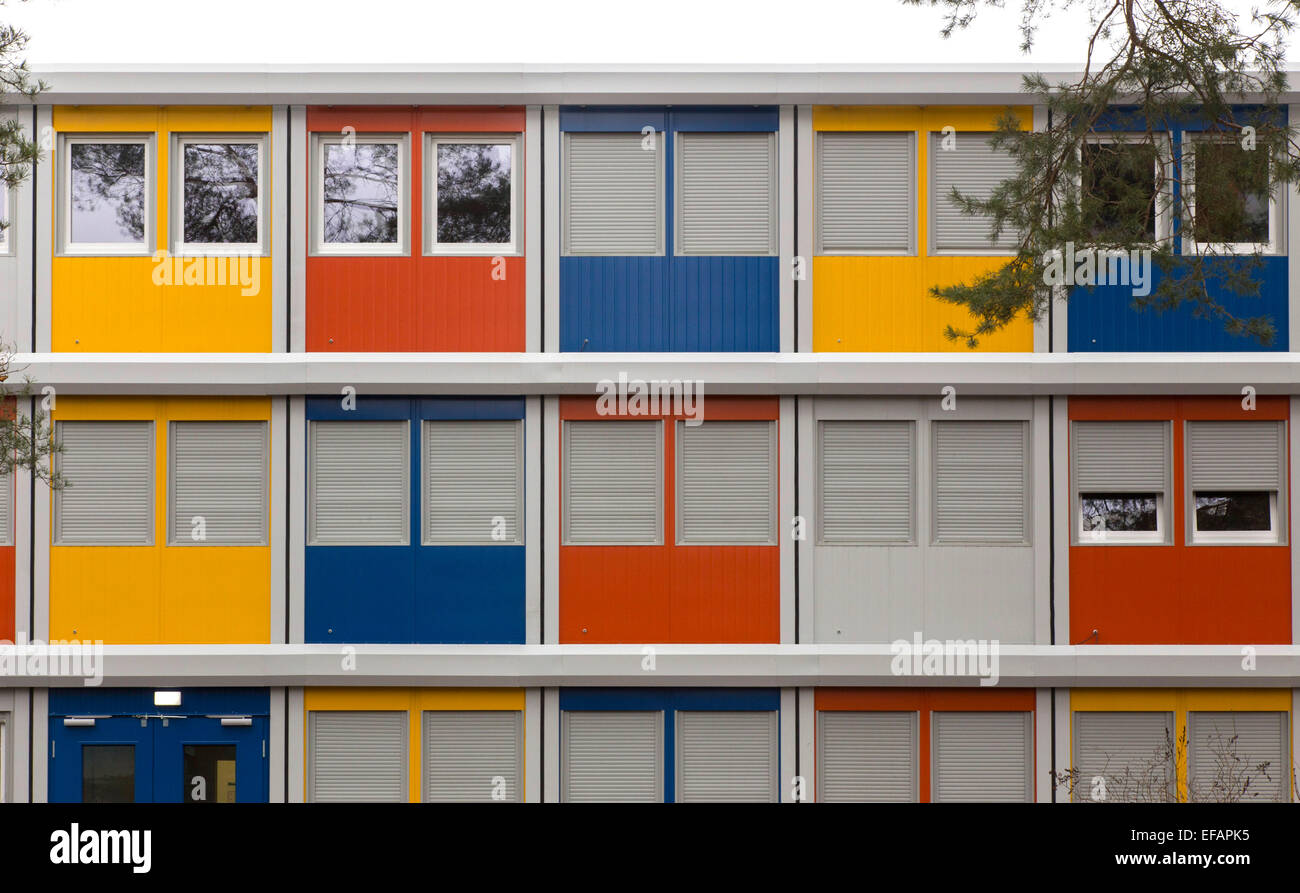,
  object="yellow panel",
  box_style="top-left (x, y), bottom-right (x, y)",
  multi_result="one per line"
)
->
top-left (813, 105), bottom-right (1031, 132)
top-left (53, 106), bottom-right (271, 133)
